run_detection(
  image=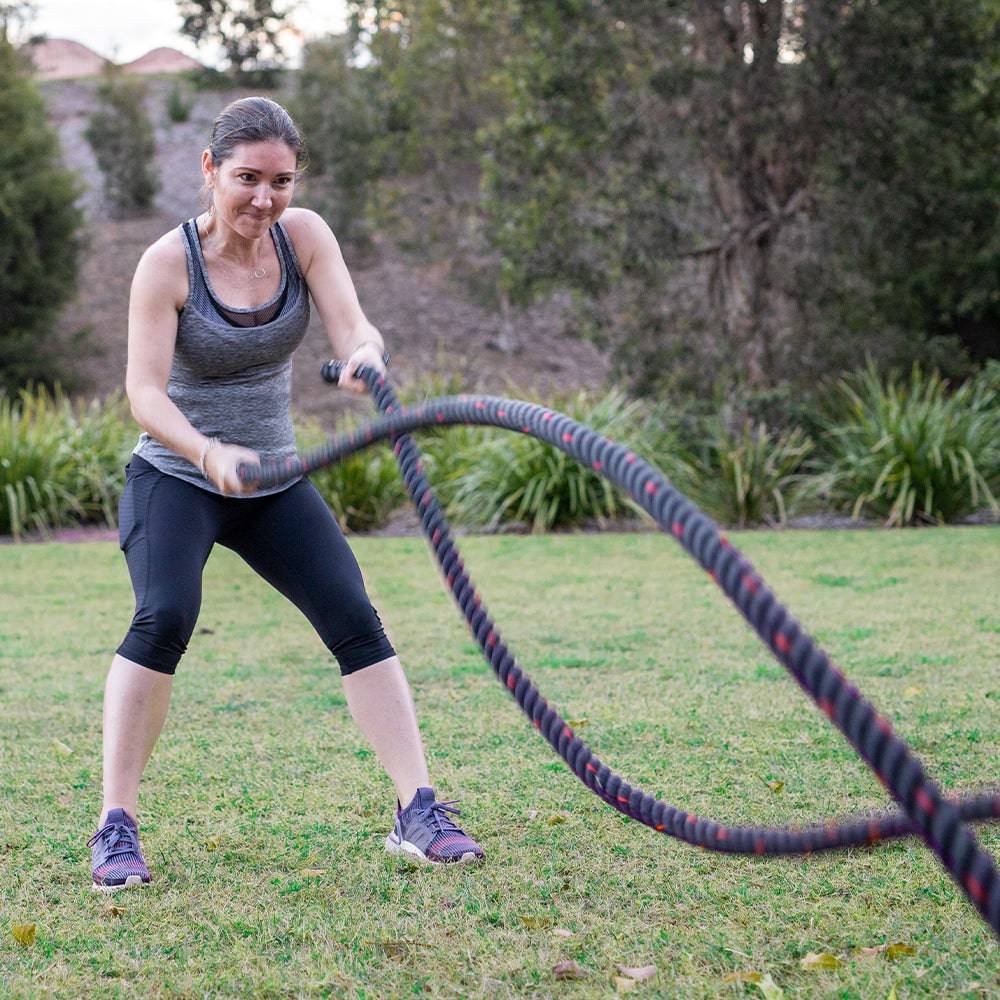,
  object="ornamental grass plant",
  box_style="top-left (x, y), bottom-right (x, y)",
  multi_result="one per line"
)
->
top-left (0, 387), bottom-right (77, 539)
top-left (0, 387), bottom-right (135, 539)
top-left (669, 414), bottom-right (815, 529)
top-left (64, 392), bottom-right (136, 527)
top-left (443, 388), bottom-right (667, 532)
top-left (817, 362), bottom-right (1000, 526)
